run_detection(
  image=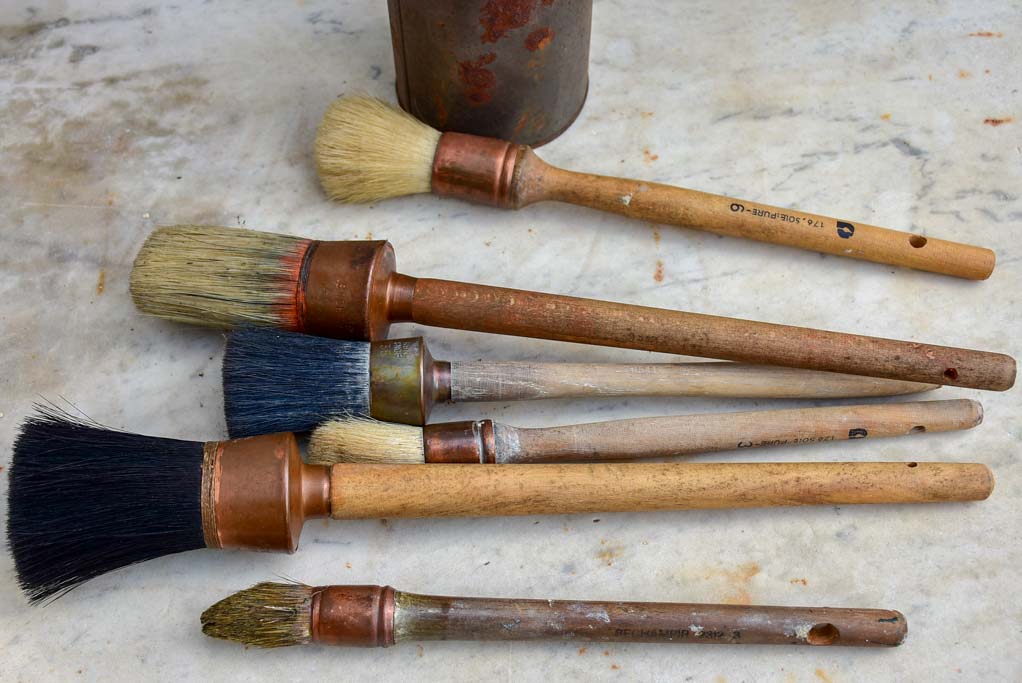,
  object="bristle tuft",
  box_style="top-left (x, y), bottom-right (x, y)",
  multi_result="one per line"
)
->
top-left (308, 416), bottom-right (425, 464)
top-left (201, 582), bottom-right (314, 648)
top-left (223, 328), bottom-right (371, 437)
top-left (315, 95), bottom-right (441, 203)
top-left (130, 225), bottom-right (311, 329)
top-left (6, 406), bottom-right (205, 602)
